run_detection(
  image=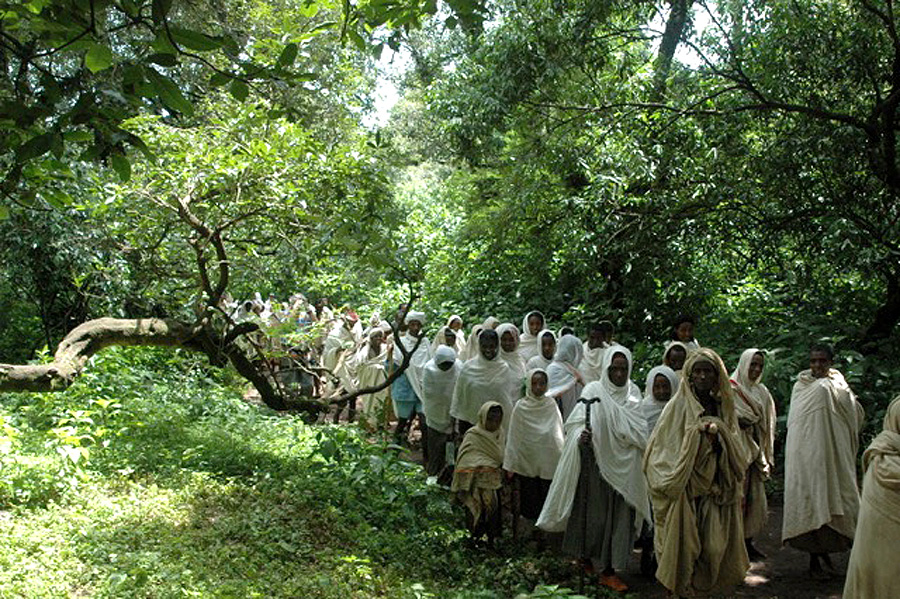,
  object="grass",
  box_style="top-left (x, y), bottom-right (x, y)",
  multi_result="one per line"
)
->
top-left (0, 347), bottom-right (600, 599)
